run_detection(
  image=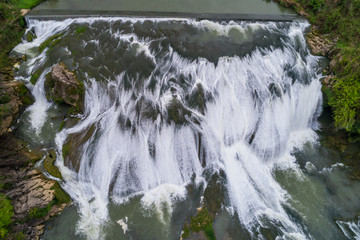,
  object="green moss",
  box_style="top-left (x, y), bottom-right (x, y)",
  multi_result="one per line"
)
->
top-left (0, 193), bottom-right (14, 238)
top-left (8, 0), bottom-right (46, 9)
top-left (0, 3), bottom-right (25, 69)
top-left (26, 31), bottom-right (35, 42)
top-left (51, 182), bottom-right (71, 205)
top-left (182, 224), bottom-right (191, 239)
top-left (0, 104), bottom-right (11, 116)
top-left (59, 120), bottom-right (66, 131)
top-left (28, 201), bottom-right (53, 219)
top-left (75, 26), bottom-right (87, 34)
top-left (21, 95), bottom-right (34, 105)
top-left (14, 231), bottom-right (26, 240)
top-left (62, 141), bottom-right (71, 159)
top-left (30, 69), bottom-right (41, 85)
top-left (17, 83), bottom-right (29, 96)
top-left (38, 33), bottom-right (63, 53)
top-left (68, 105), bottom-right (80, 115)
top-left (43, 151), bottom-right (62, 179)
top-left (0, 93), bottom-right (11, 104)
top-left (182, 207), bottom-right (216, 240)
